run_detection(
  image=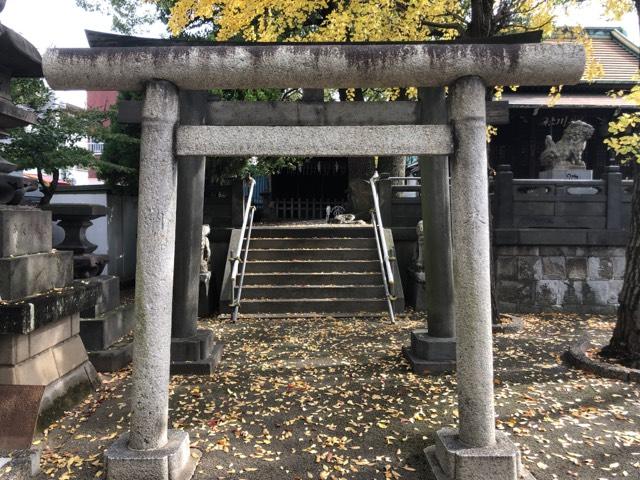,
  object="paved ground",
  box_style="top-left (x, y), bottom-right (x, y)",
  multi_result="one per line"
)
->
top-left (31, 313), bottom-right (639, 480)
